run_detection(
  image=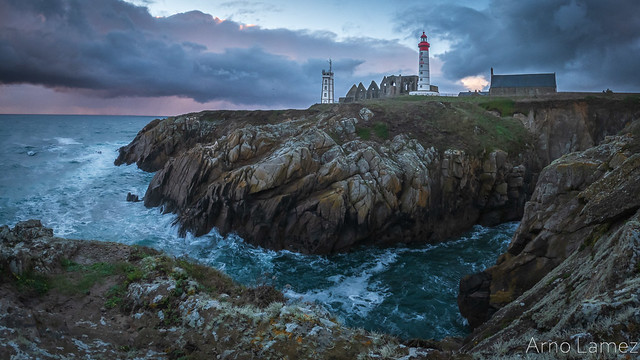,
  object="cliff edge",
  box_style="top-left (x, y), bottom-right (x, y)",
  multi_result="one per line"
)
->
top-left (457, 115), bottom-right (640, 357)
top-left (116, 97), bottom-right (637, 254)
top-left (116, 101), bottom-right (535, 254)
